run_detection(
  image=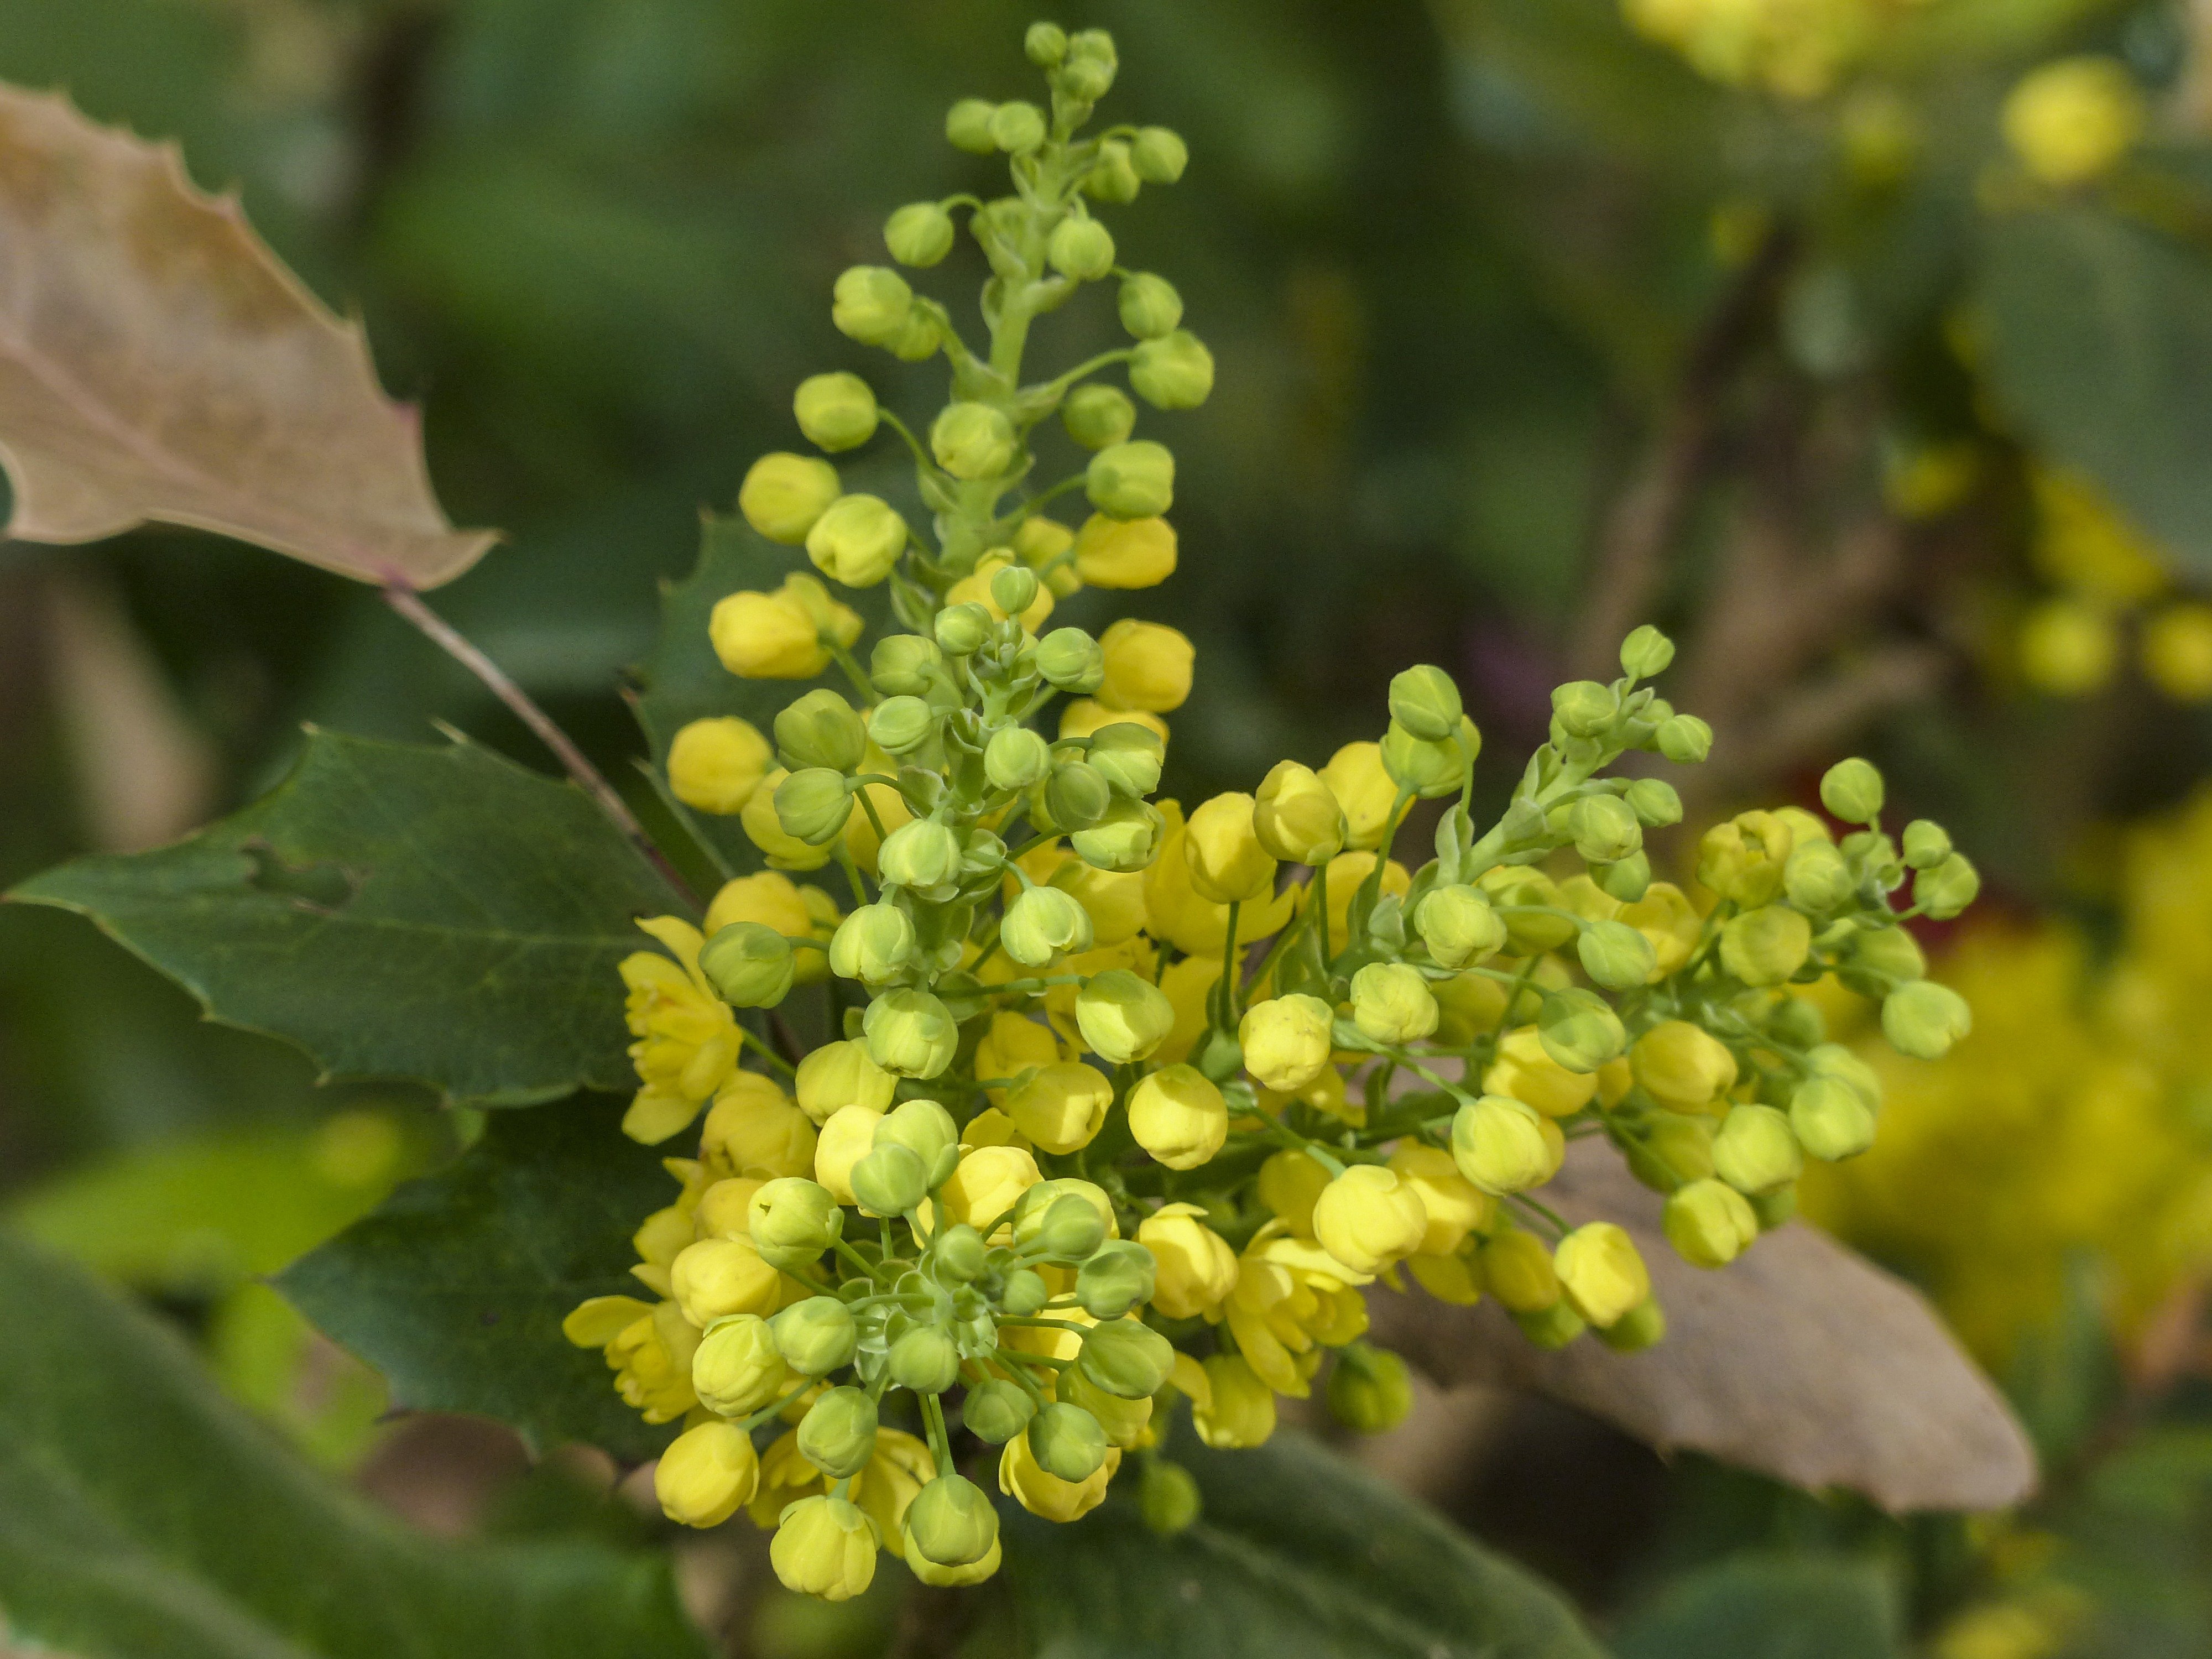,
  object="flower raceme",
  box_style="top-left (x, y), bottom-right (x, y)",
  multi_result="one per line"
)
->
top-left (567, 20), bottom-right (1977, 1603)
